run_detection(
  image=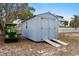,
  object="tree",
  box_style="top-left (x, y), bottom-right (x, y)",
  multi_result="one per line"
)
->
top-left (0, 3), bottom-right (35, 30)
top-left (69, 15), bottom-right (79, 29)
top-left (15, 9), bottom-right (33, 20)
top-left (0, 3), bottom-right (3, 19)
top-left (63, 20), bottom-right (68, 27)
top-left (0, 3), bottom-right (35, 22)
top-left (3, 4), bottom-right (13, 21)
top-left (14, 3), bottom-right (35, 20)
